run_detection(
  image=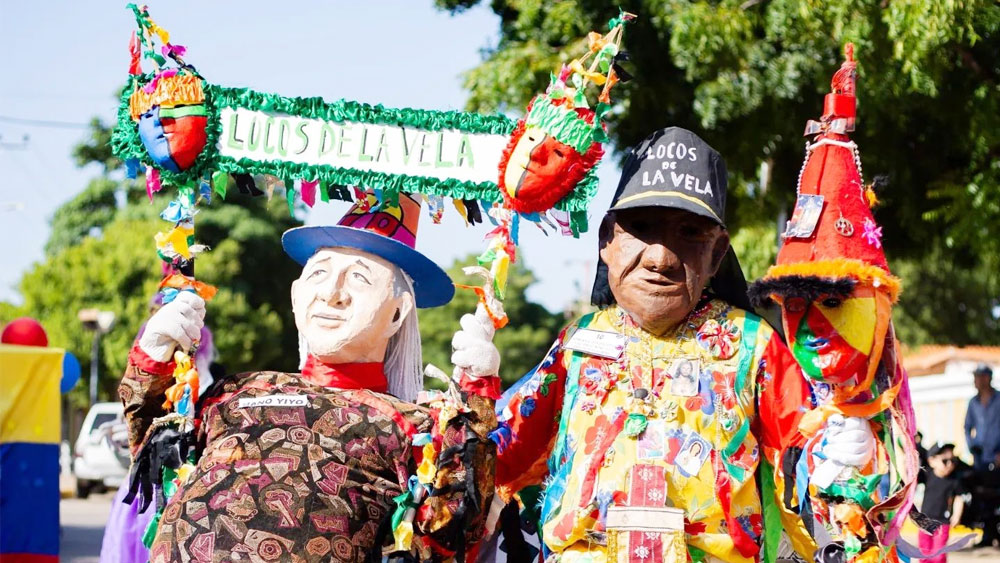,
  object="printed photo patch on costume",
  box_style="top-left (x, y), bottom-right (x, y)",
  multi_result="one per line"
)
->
top-left (637, 419), bottom-right (665, 459)
top-left (674, 433), bottom-right (710, 478)
top-left (668, 358), bottom-right (700, 397)
top-left (783, 194), bottom-right (825, 238)
top-left (236, 394), bottom-right (308, 409)
top-left (564, 328), bottom-right (627, 359)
